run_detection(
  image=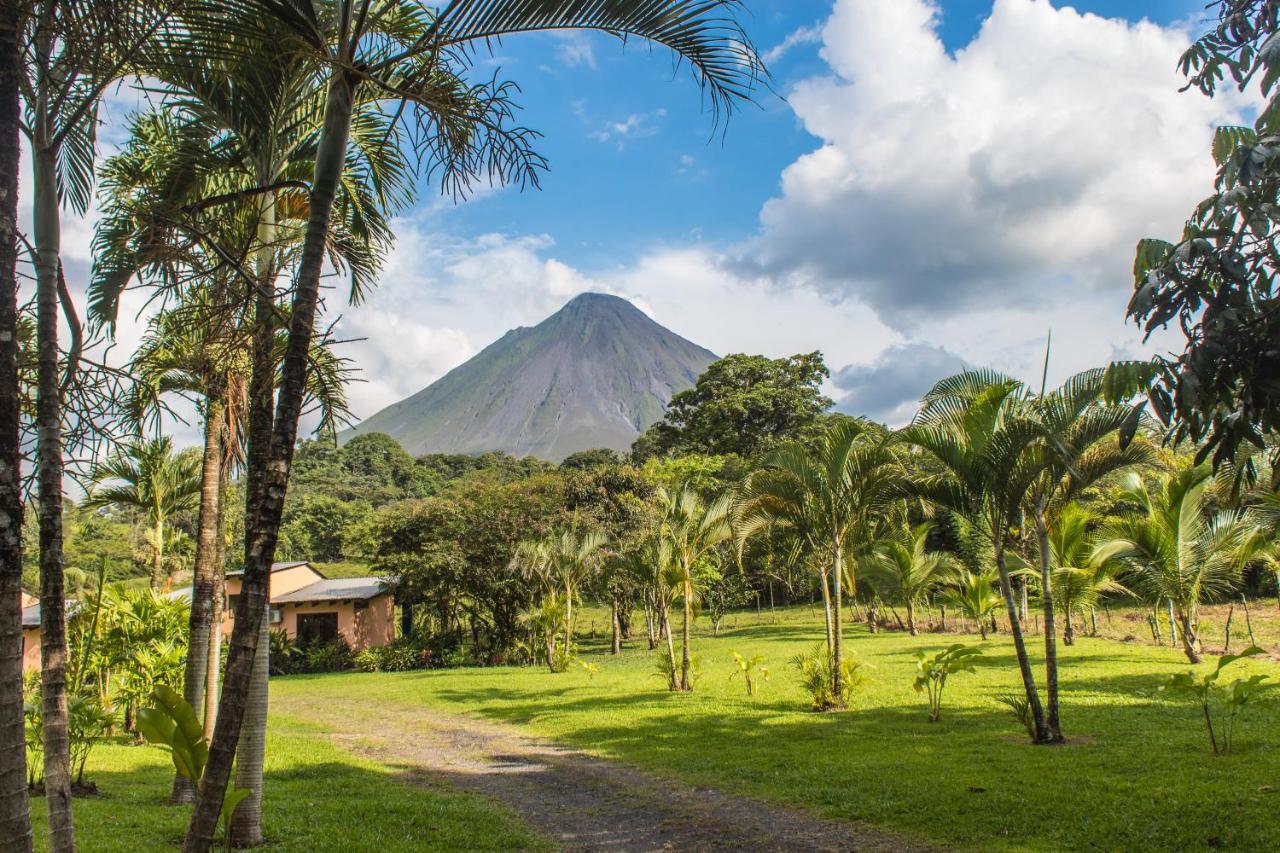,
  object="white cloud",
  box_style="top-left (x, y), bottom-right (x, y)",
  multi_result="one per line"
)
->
top-left (749, 0), bottom-right (1254, 334)
top-left (763, 23), bottom-right (823, 65)
top-left (590, 109), bottom-right (667, 148)
top-left (553, 32), bottom-right (597, 69)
